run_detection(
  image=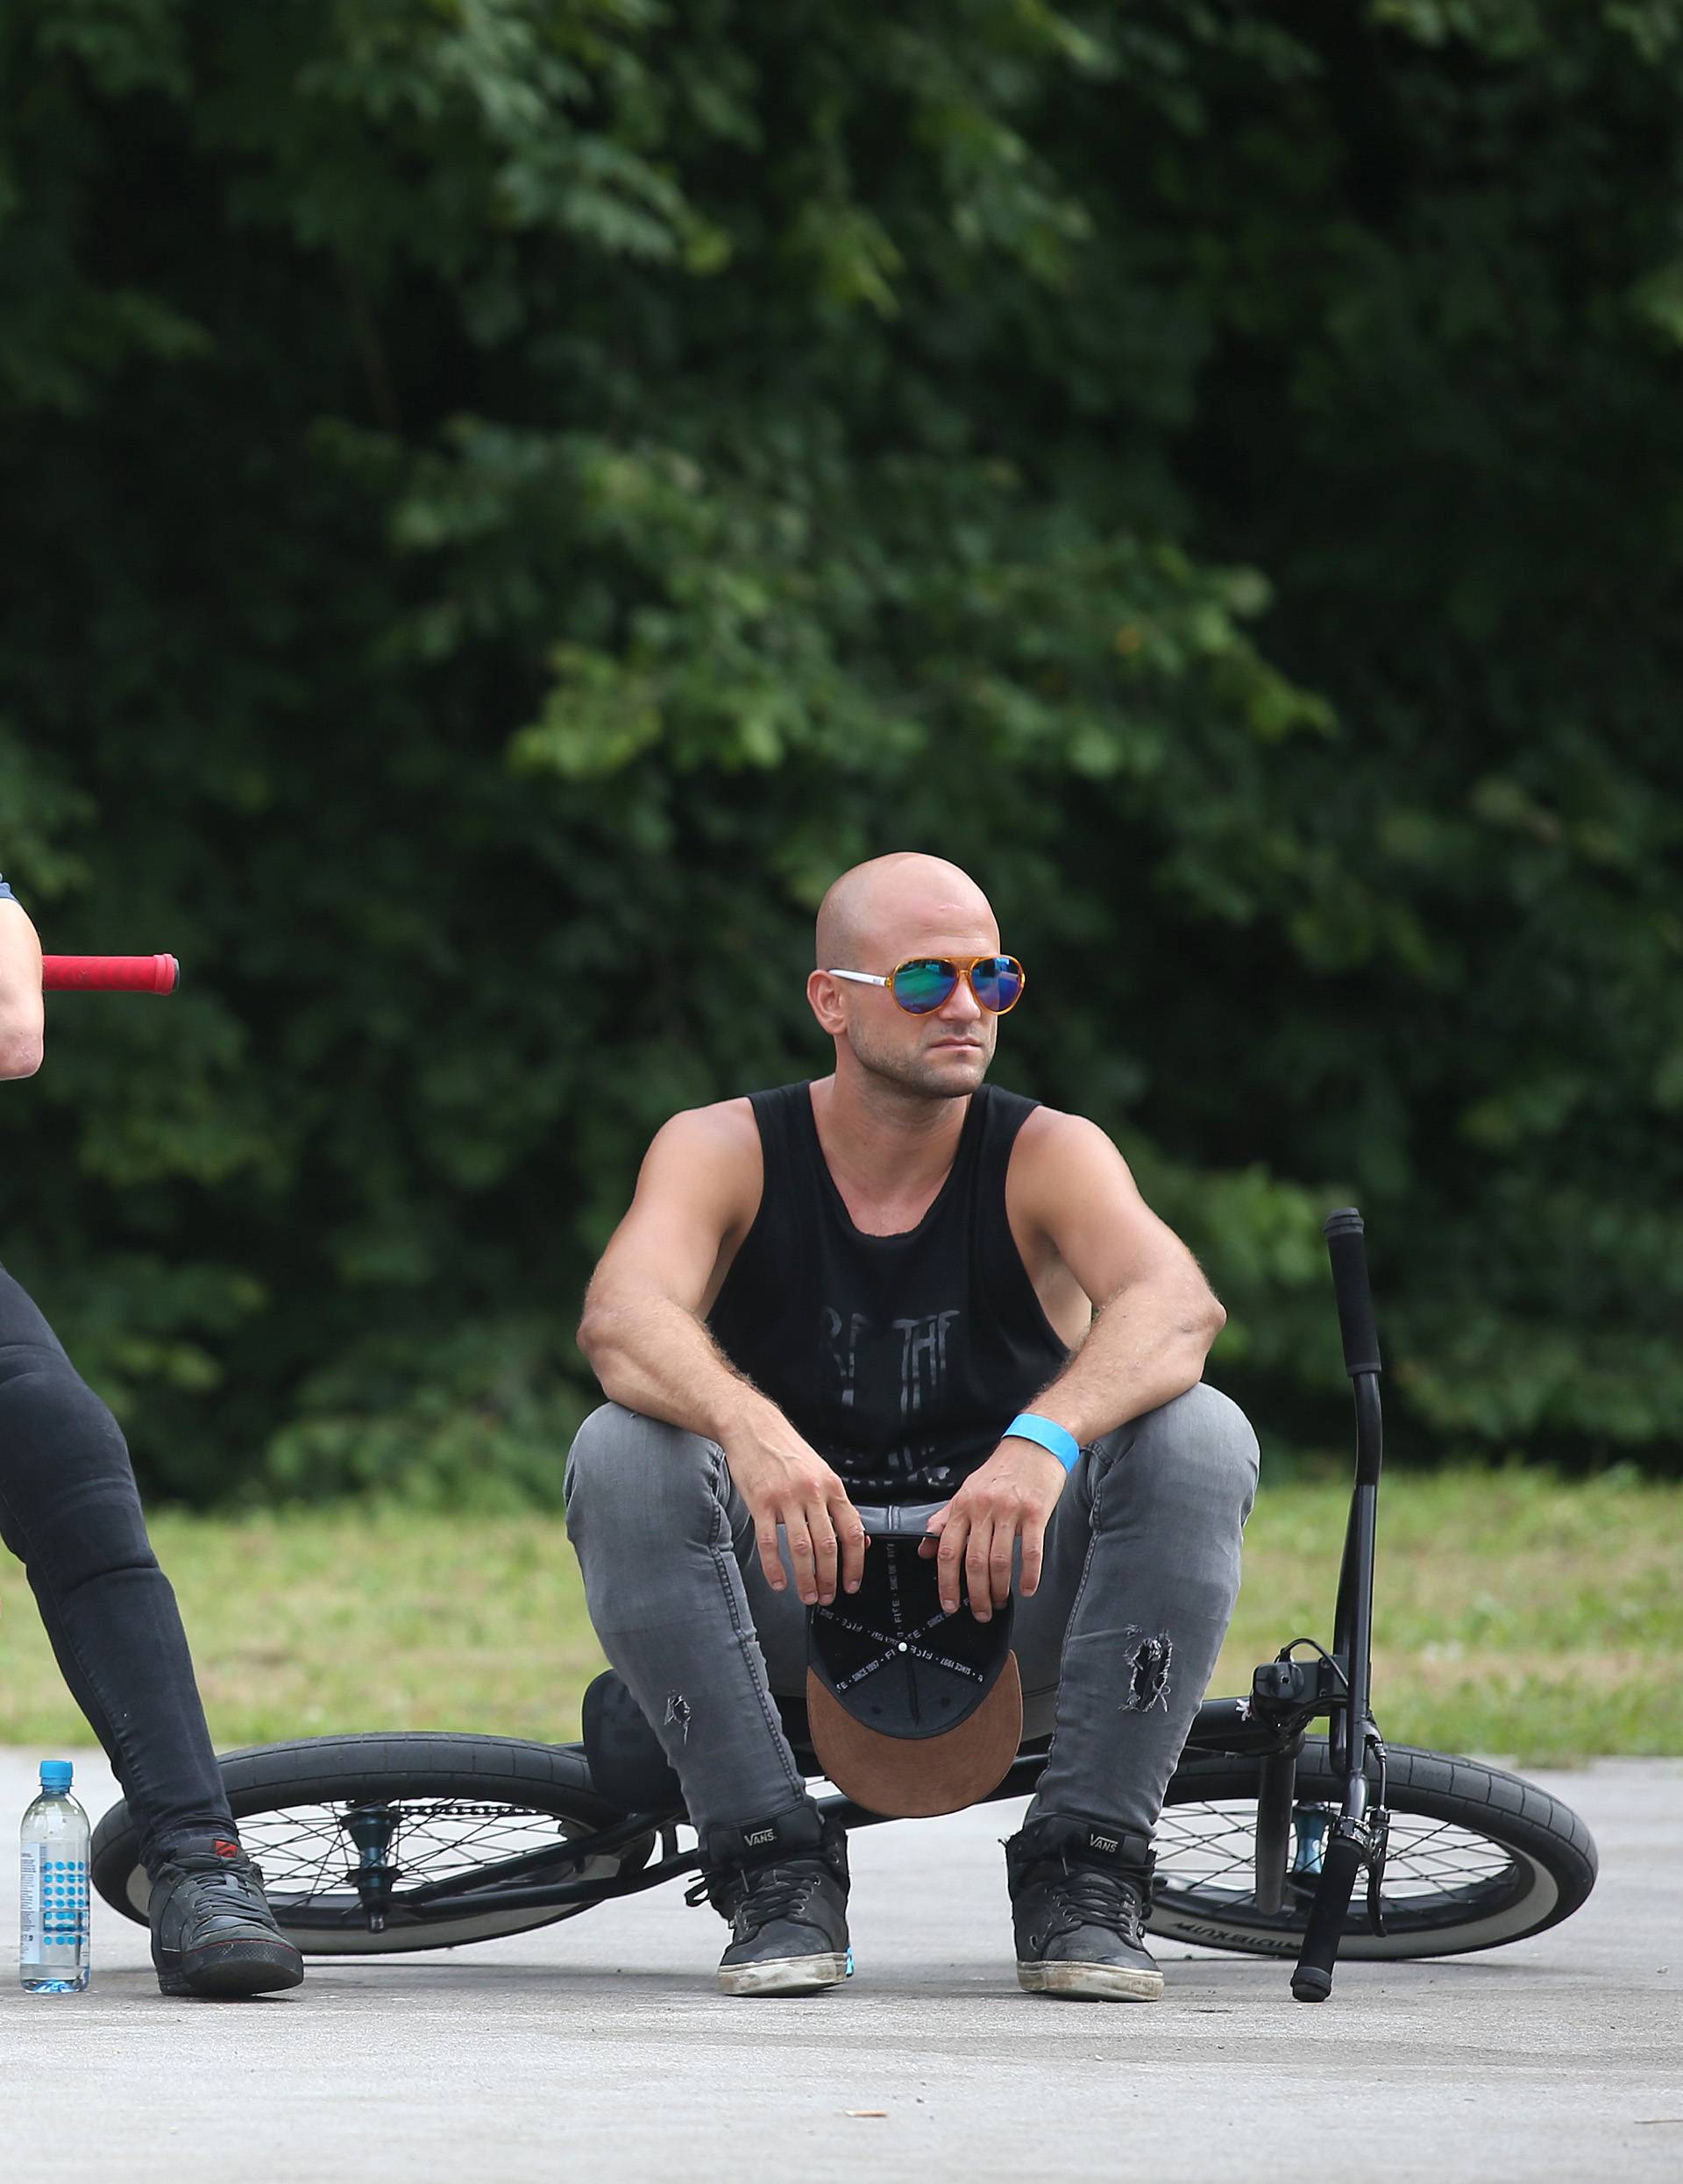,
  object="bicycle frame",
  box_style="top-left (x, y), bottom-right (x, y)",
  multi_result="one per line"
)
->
top-left (325, 1213), bottom-right (1390, 2001)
